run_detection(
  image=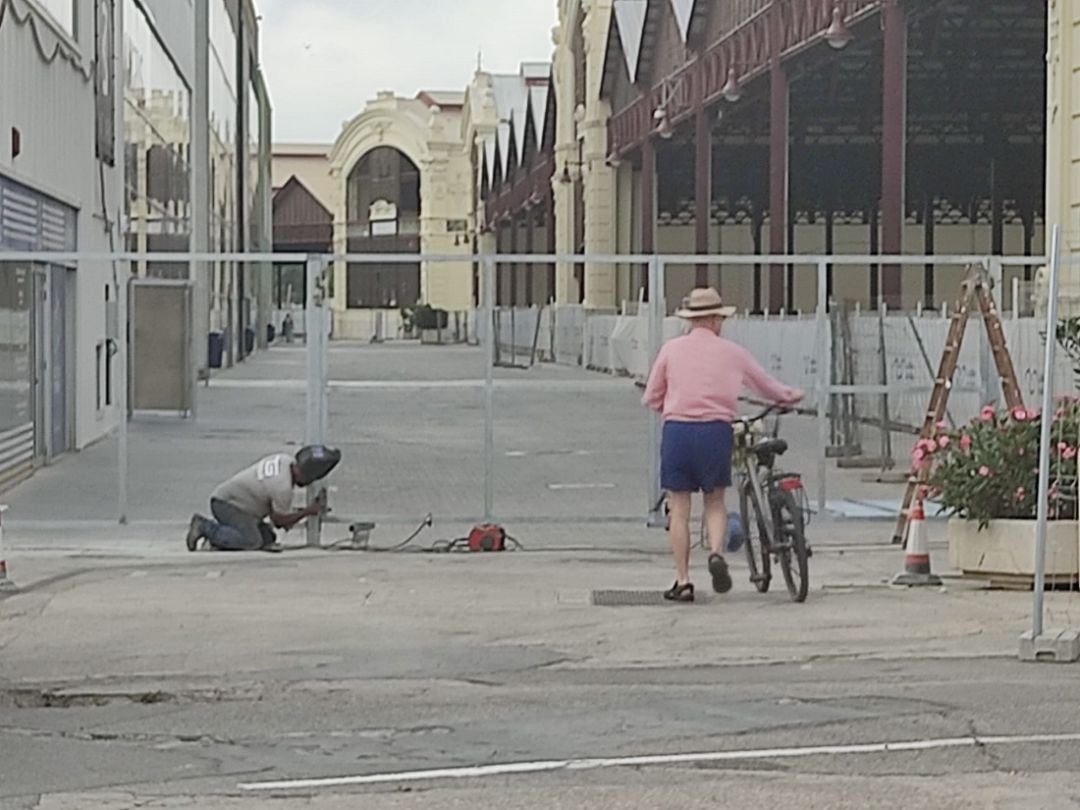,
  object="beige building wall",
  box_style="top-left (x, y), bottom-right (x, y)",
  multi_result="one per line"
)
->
top-left (1046, 0), bottom-right (1080, 302)
top-left (271, 144), bottom-right (334, 208)
top-left (553, 0), bottom-right (617, 308)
